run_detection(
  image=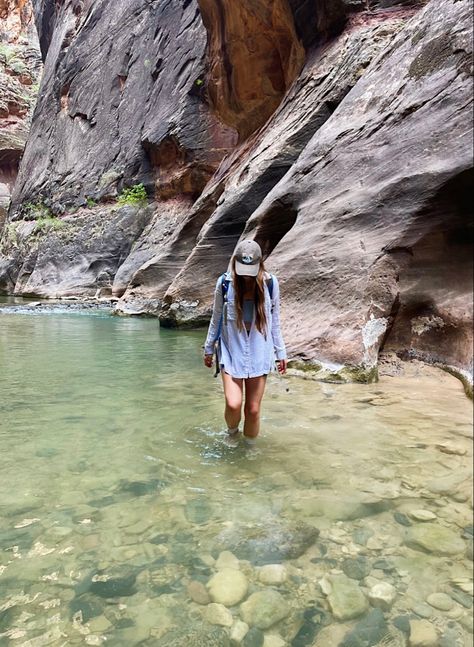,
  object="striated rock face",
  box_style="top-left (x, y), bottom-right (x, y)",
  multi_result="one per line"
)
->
top-left (0, 0), bottom-right (41, 228)
top-left (0, 0), bottom-right (472, 388)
